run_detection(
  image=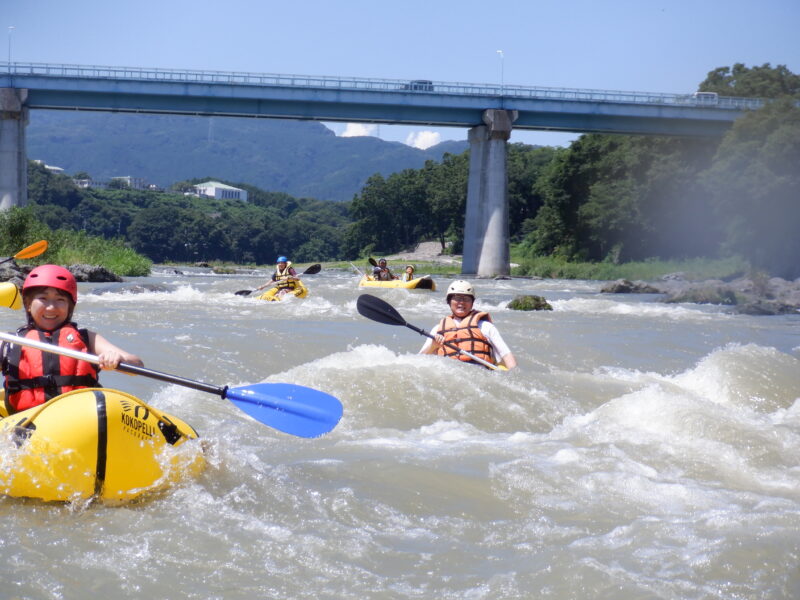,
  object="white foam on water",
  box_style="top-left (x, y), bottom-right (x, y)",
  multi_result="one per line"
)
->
top-left (81, 284), bottom-right (224, 306)
top-left (545, 344), bottom-right (800, 501)
top-left (552, 296), bottom-right (725, 321)
top-left (3, 274), bottom-right (799, 599)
